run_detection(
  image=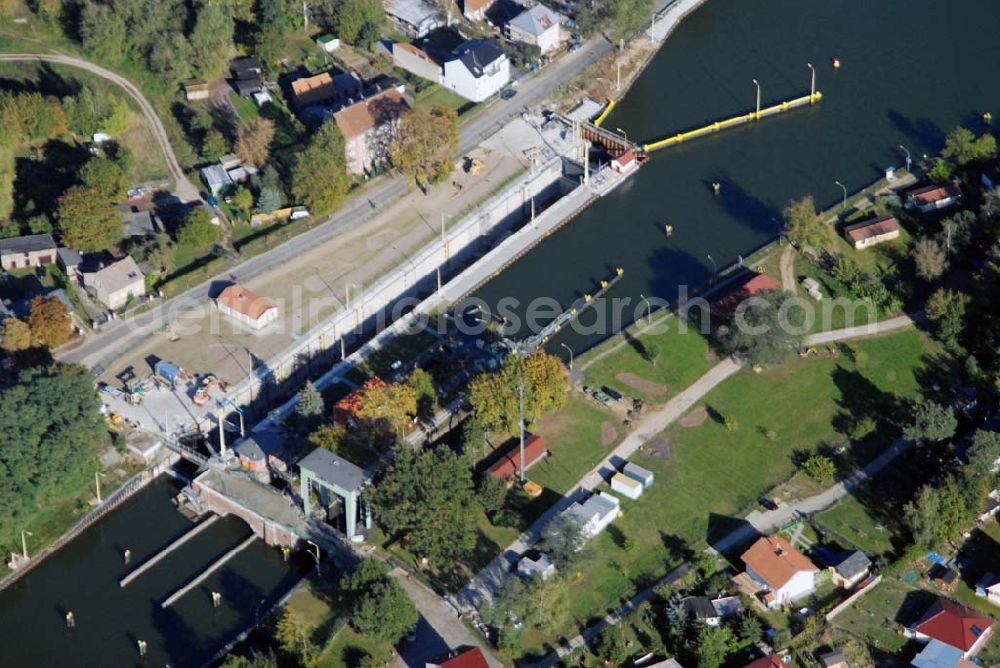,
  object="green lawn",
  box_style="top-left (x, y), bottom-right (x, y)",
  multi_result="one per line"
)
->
top-left (319, 624), bottom-right (394, 668)
top-left (522, 329), bottom-right (939, 651)
top-left (580, 317), bottom-right (713, 403)
top-left (412, 84), bottom-right (474, 116)
top-left (830, 578), bottom-right (928, 656)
